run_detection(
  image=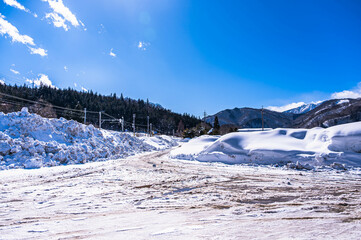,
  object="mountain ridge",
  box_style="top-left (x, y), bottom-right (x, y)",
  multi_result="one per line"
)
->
top-left (284, 102), bottom-right (323, 114)
top-left (206, 98), bottom-right (361, 129)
